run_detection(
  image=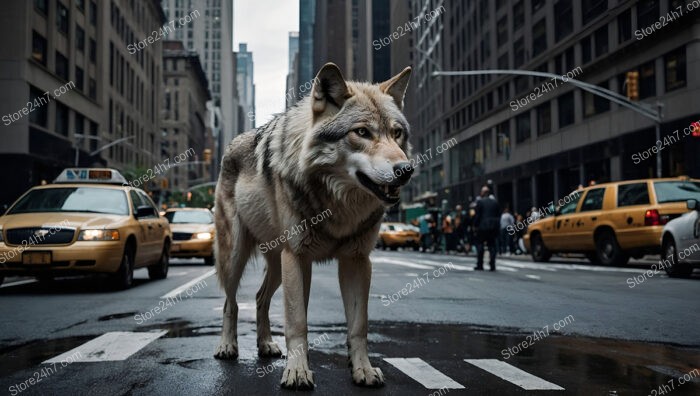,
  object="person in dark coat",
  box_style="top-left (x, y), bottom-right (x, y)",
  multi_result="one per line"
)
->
top-left (473, 186), bottom-right (501, 271)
